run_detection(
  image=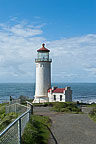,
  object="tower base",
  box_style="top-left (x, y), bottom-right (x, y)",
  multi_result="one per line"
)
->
top-left (33, 97), bottom-right (49, 103)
